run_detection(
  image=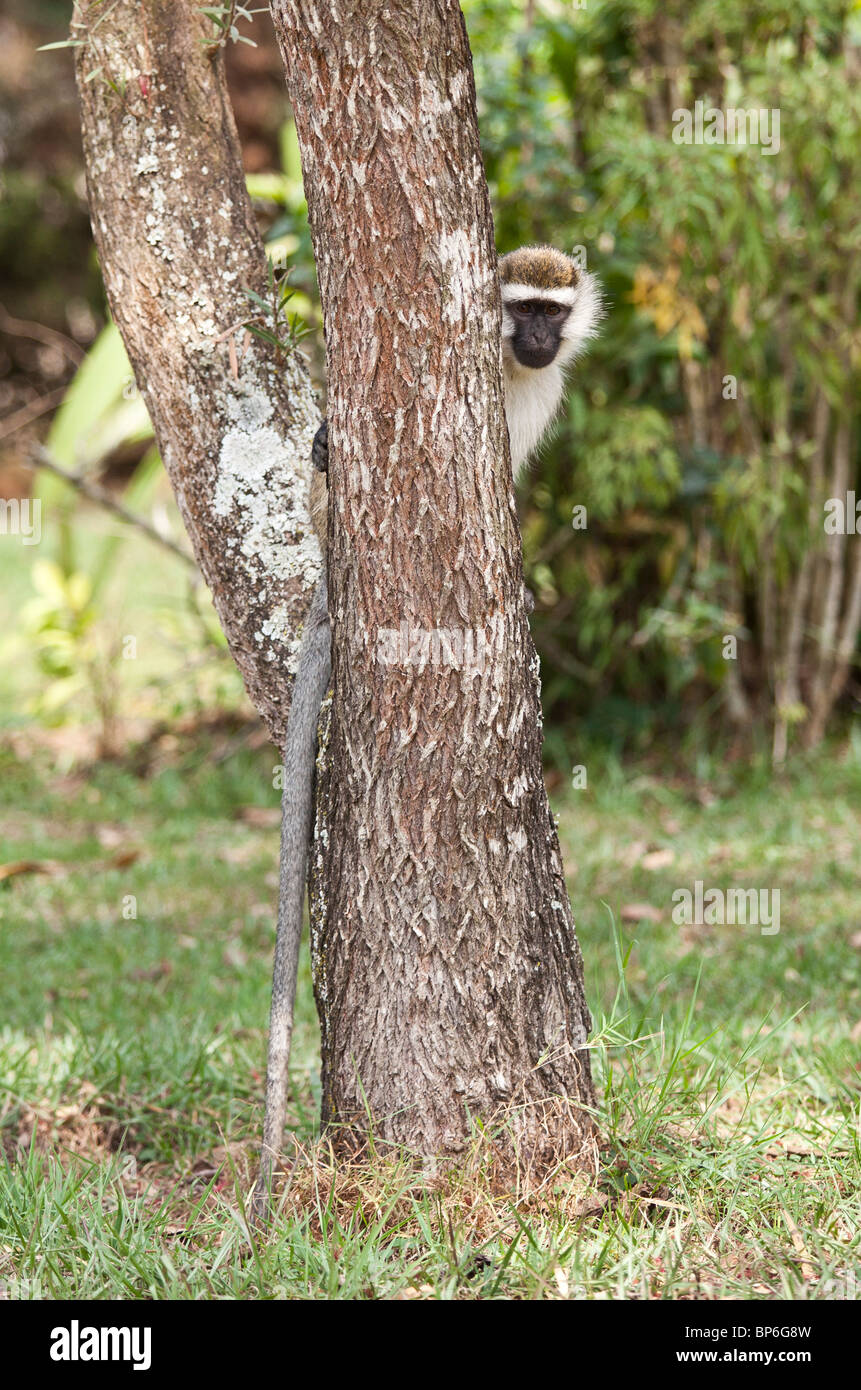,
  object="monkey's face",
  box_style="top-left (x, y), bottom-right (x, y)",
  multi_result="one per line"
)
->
top-left (505, 298), bottom-right (572, 369)
top-left (499, 246), bottom-right (603, 376)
